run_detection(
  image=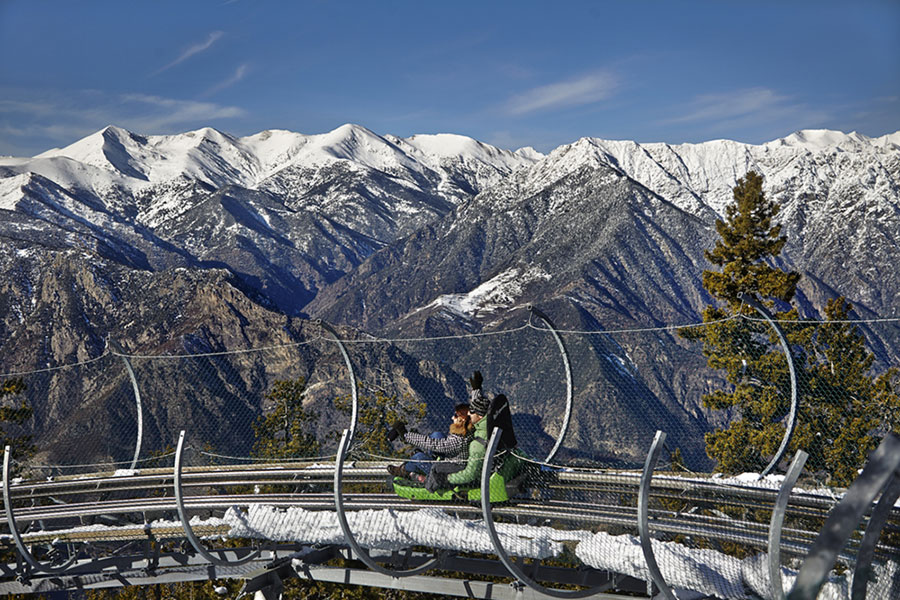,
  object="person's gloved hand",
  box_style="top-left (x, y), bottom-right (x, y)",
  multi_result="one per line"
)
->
top-left (386, 421), bottom-right (407, 442)
top-left (468, 371), bottom-right (483, 390)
